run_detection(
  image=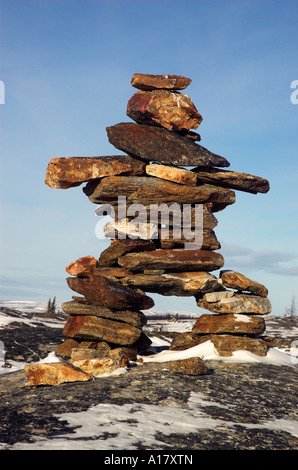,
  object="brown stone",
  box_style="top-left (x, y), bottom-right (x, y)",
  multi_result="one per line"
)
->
top-left (192, 313), bottom-right (266, 336)
top-left (159, 229), bottom-right (220, 250)
top-left (63, 314), bottom-right (142, 346)
top-left (193, 167), bottom-right (270, 194)
top-left (25, 362), bottom-right (93, 387)
top-left (66, 275), bottom-right (154, 310)
top-left (106, 123), bottom-right (230, 167)
top-left (65, 256), bottom-right (98, 276)
top-left (220, 271), bottom-right (268, 297)
top-left (203, 290), bottom-right (234, 302)
top-left (169, 332), bottom-right (210, 351)
top-left (93, 267), bottom-right (132, 278)
top-left (120, 271), bottom-right (222, 297)
top-left (70, 357), bottom-right (121, 377)
top-left (45, 155), bottom-right (145, 189)
top-left (118, 249), bottom-right (224, 273)
top-left (127, 90), bottom-right (203, 131)
top-left (84, 176), bottom-right (235, 208)
top-left (62, 300), bottom-right (147, 328)
top-left (98, 239), bottom-right (156, 267)
top-left (132, 332), bottom-right (152, 351)
top-left (145, 163), bottom-right (197, 186)
top-left (210, 335), bottom-right (268, 357)
top-left (104, 219), bottom-right (158, 241)
top-left (169, 357), bottom-right (208, 376)
top-left (55, 338), bottom-right (80, 359)
top-left (196, 294), bottom-right (271, 315)
top-left (131, 73), bottom-right (192, 91)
